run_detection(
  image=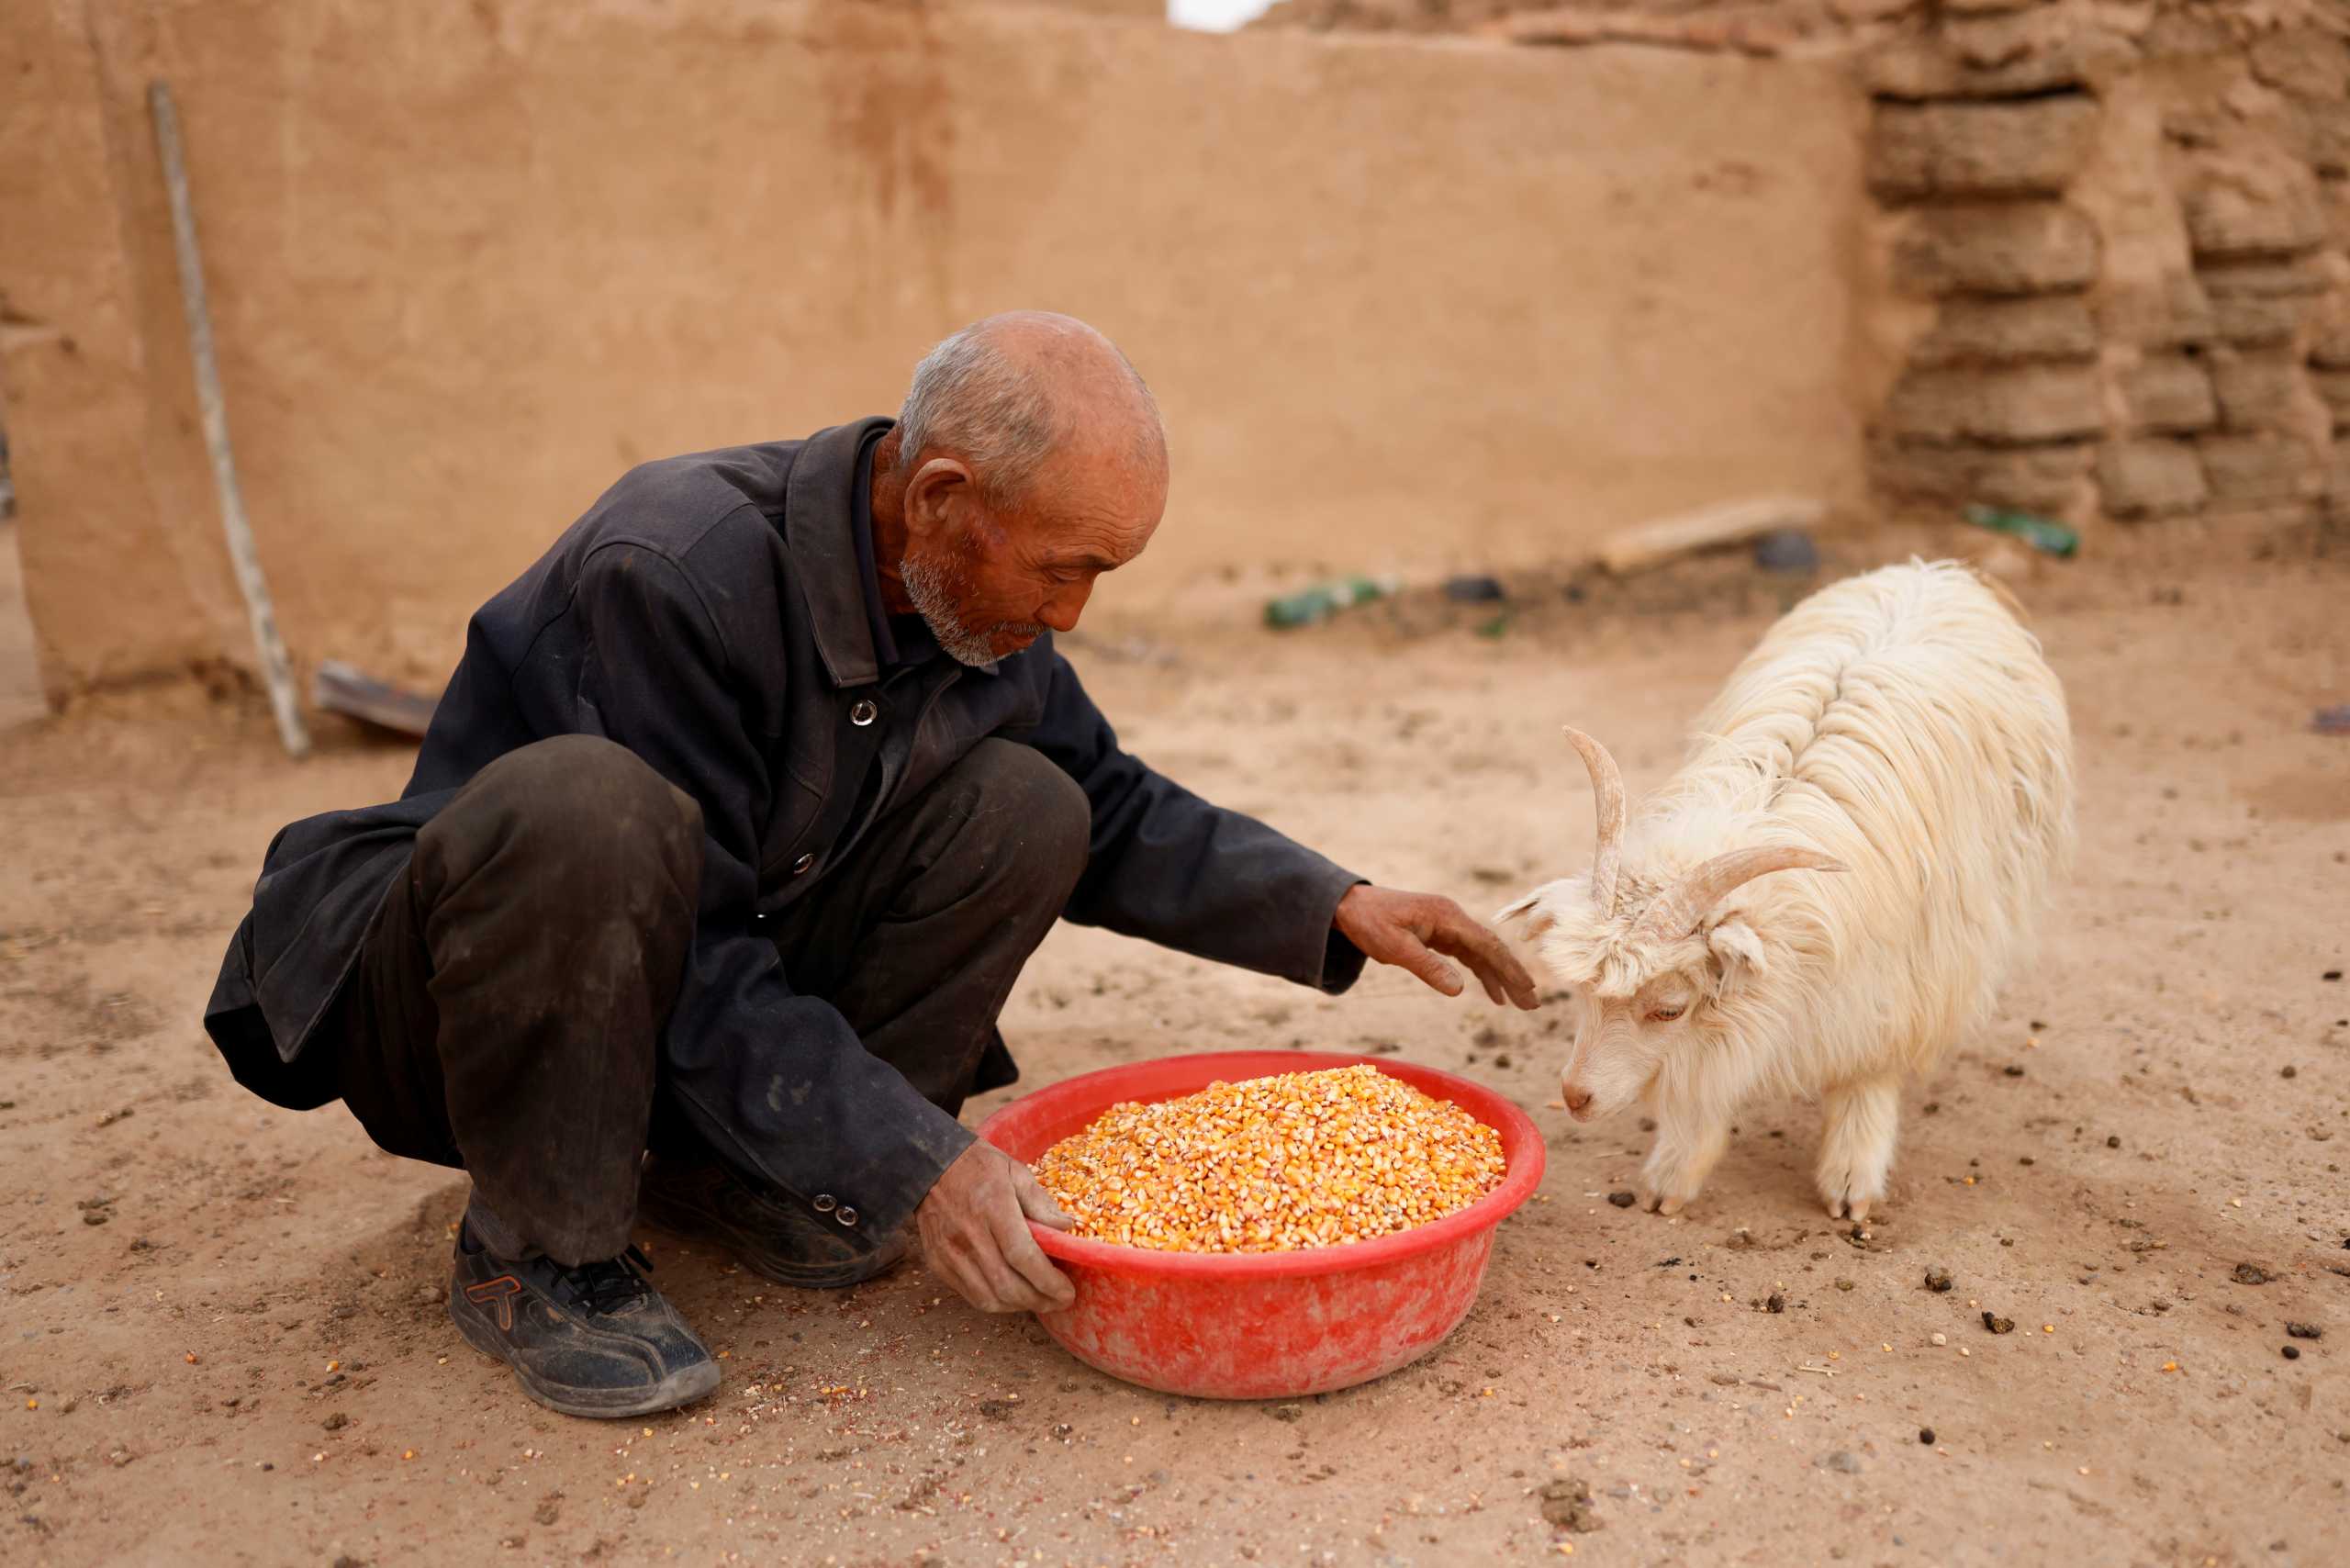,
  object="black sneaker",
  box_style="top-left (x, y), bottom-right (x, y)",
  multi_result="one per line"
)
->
top-left (636, 1156), bottom-right (907, 1289)
top-left (447, 1224), bottom-right (720, 1418)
